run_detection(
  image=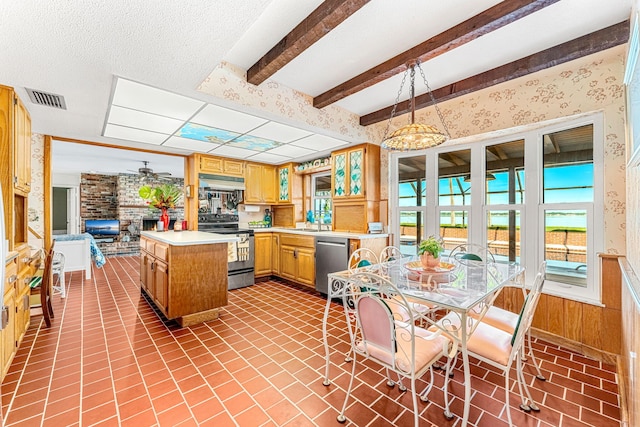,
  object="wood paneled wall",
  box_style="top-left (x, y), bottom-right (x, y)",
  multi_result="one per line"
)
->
top-left (493, 254), bottom-right (622, 364)
top-left (619, 258), bottom-right (640, 427)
